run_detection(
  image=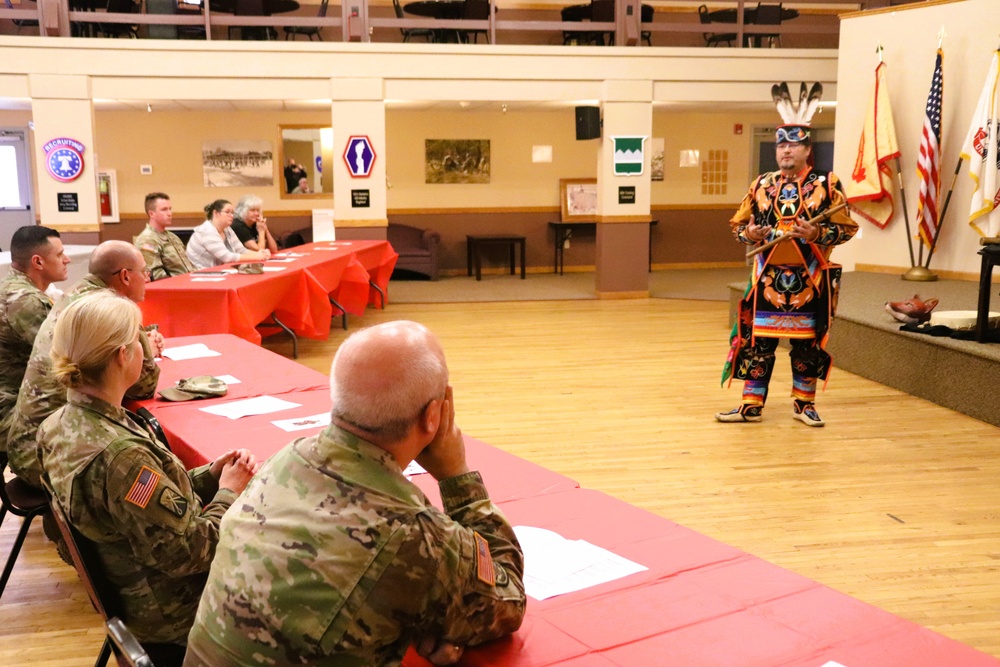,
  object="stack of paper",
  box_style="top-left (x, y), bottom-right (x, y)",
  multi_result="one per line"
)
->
top-left (512, 525), bottom-right (647, 600)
